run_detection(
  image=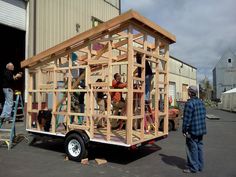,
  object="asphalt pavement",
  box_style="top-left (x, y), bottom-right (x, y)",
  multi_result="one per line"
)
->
top-left (0, 108), bottom-right (236, 177)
